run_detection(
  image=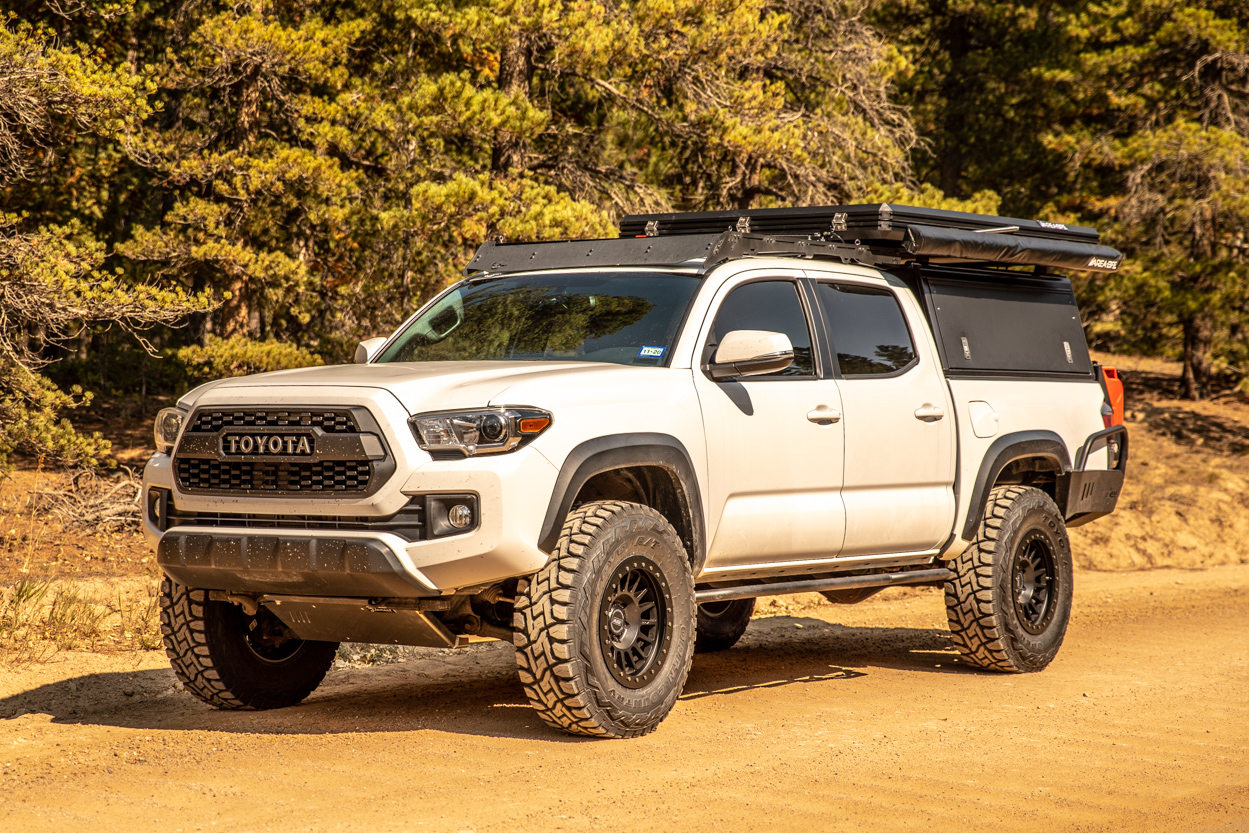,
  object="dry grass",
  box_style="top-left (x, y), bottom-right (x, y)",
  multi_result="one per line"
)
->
top-left (0, 577), bottom-right (161, 666)
top-left (1, 468), bottom-right (155, 583)
top-left (32, 468), bottom-right (141, 532)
